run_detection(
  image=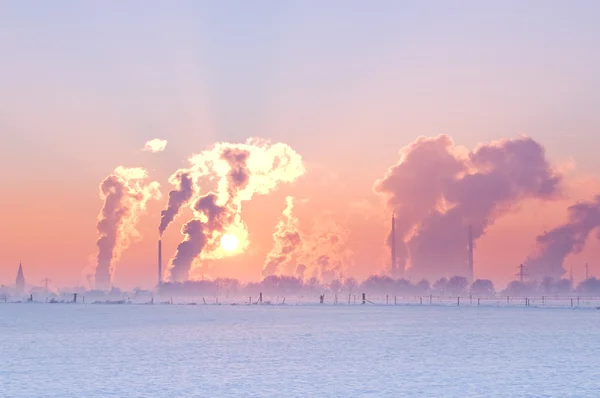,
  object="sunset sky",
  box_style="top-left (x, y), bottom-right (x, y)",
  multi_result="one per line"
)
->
top-left (2, 1), bottom-right (600, 290)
